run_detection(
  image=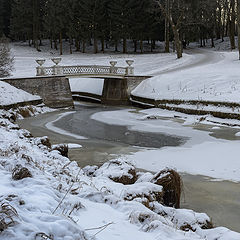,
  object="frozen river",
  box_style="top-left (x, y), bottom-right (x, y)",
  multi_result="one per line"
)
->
top-left (18, 102), bottom-right (240, 232)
